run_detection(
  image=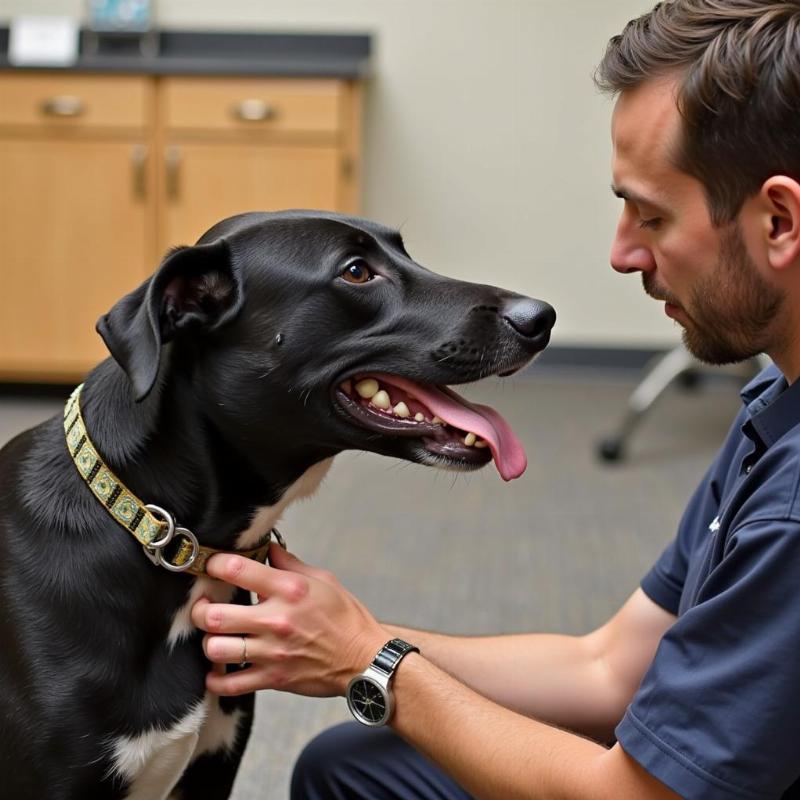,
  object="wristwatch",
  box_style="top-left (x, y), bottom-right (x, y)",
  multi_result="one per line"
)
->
top-left (346, 638), bottom-right (420, 727)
